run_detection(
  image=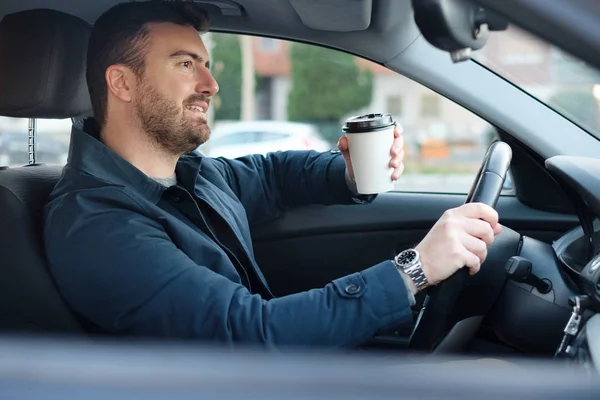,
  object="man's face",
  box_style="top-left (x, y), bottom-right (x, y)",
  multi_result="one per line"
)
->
top-left (132, 22), bottom-right (219, 156)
